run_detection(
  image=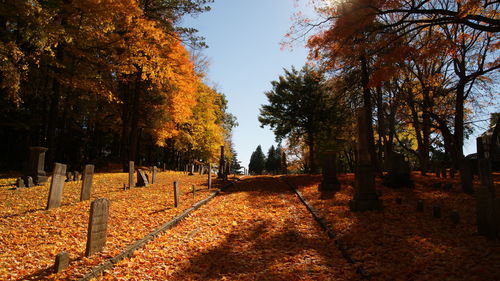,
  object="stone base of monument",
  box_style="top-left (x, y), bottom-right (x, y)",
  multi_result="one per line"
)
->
top-left (349, 194), bottom-right (383, 211)
top-left (349, 165), bottom-right (383, 211)
top-left (318, 182), bottom-right (340, 199)
top-left (34, 175), bottom-right (48, 185)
